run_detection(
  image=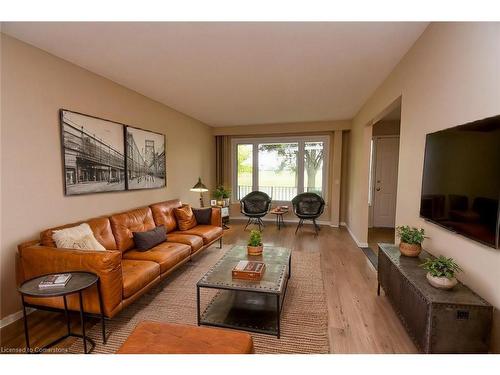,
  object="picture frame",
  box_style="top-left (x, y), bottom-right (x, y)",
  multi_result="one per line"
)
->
top-left (210, 199), bottom-right (217, 206)
top-left (60, 109), bottom-right (126, 196)
top-left (125, 126), bottom-right (166, 190)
